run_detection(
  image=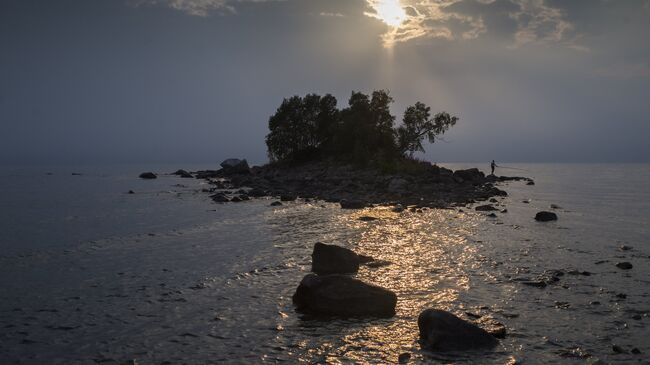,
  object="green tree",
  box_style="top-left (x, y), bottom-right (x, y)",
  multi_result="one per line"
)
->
top-left (265, 94), bottom-right (339, 162)
top-left (397, 102), bottom-right (458, 157)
